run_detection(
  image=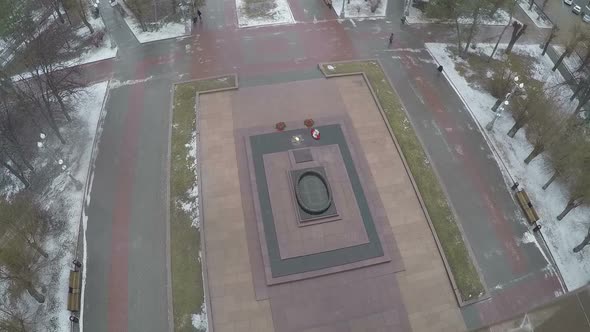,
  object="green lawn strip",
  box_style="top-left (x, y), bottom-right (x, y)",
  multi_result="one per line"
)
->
top-left (320, 61), bottom-right (485, 303)
top-left (170, 76), bottom-right (236, 331)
